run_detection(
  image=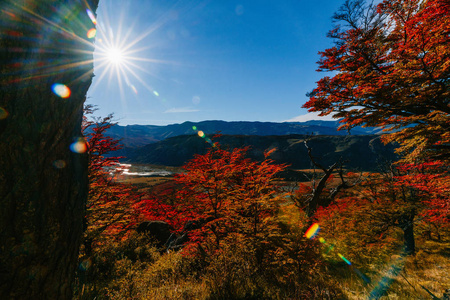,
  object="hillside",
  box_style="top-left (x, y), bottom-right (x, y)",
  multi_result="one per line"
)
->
top-left (108, 120), bottom-right (383, 147)
top-left (119, 134), bottom-right (397, 172)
